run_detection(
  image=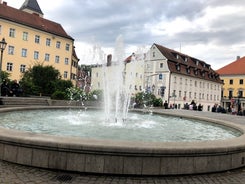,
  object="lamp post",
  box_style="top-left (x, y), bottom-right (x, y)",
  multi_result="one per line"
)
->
top-left (0, 38), bottom-right (8, 96)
